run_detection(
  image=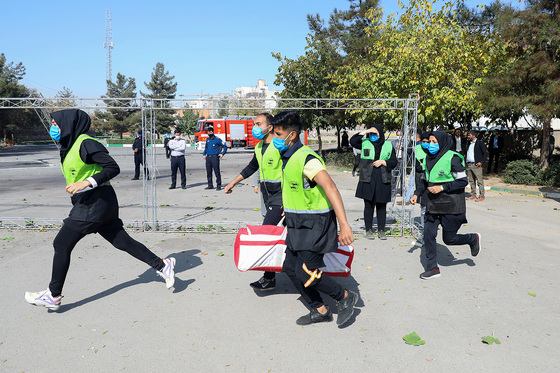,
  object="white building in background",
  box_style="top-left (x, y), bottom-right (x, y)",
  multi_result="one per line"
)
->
top-left (186, 80), bottom-right (281, 118)
top-left (234, 79), bottom-right (280, 110)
